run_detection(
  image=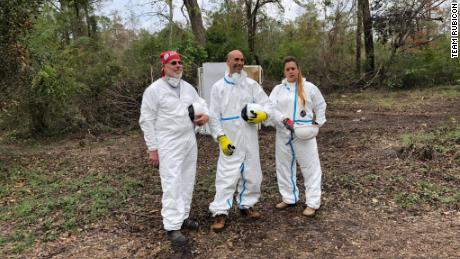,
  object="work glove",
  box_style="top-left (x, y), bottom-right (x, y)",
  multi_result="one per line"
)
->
top-left (282, 118), bottom-right (294, 132)
top-left (247, 110), bottom-right (268, 123)
top-left (218, 135), bottom-right (235, 156)
top-left (241, 104), bottom-right (267, 123)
